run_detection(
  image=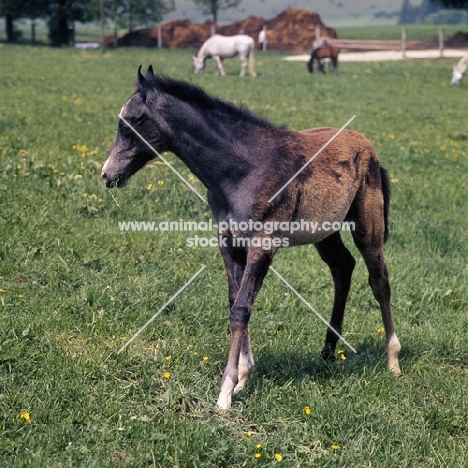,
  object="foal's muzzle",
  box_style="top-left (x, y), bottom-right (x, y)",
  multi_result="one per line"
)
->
top-left (101, 170), bottom-right (127, 188)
